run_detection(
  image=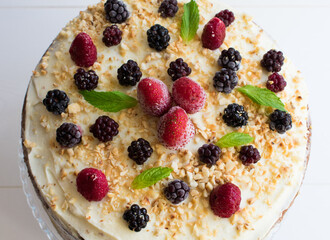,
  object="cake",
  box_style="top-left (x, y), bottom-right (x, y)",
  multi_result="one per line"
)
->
top-left (21, 0), bottom-right (311, 239)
